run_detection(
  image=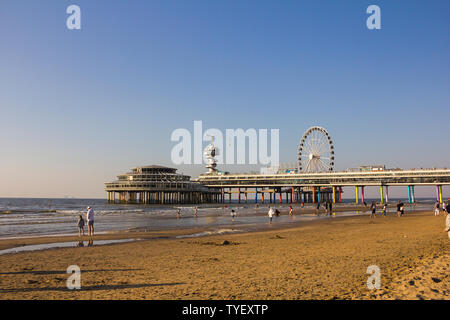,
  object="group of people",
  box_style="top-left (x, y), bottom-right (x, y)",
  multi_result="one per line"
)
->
top-left (77, 206), bottom-right (95, 237)
top-left (80, 199), bottom-right (449, 239)
top-left (434, 200), bottom-right (448, 216)
top-left (365, 201), bottom-right (405, 218)
top-left (315, 201), bottom-right (333, 216)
